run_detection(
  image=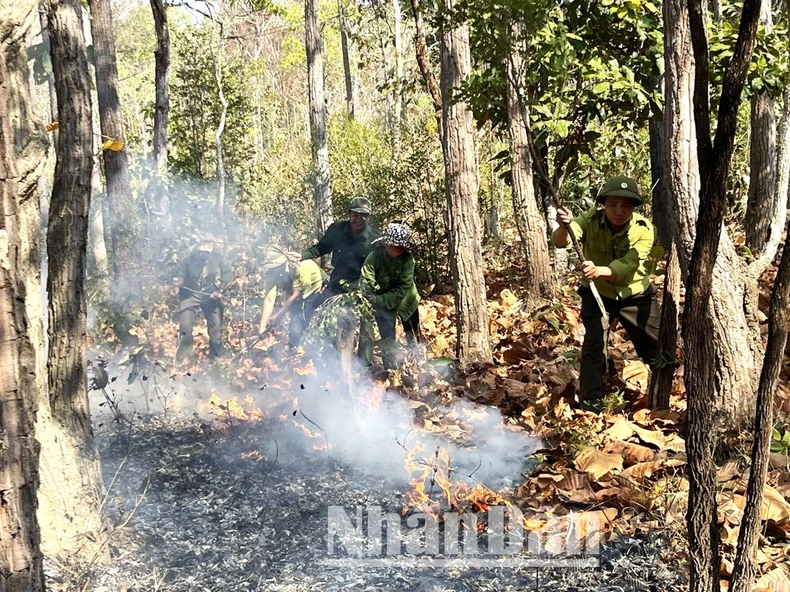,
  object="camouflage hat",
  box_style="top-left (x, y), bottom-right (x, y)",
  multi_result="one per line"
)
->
top-left (348, 197), bottom-right (372, 214)
top-left (261, 245), bottom-right (288, 270)
top-left (596, 176), bottom-right (643, 206)
top-left (372, 223), bottom-right (414, 250)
